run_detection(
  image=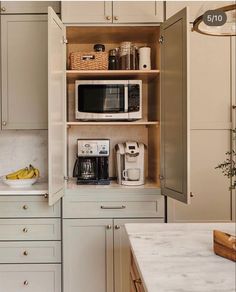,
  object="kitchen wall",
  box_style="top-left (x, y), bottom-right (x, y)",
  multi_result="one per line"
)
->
top-left (0, 130), bottom-right (48, 179)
